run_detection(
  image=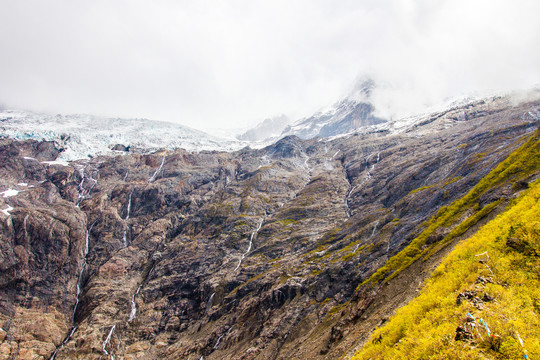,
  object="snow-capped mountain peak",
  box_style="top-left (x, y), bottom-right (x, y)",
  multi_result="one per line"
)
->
top-left (280, 78), bottom-right (386, 139)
